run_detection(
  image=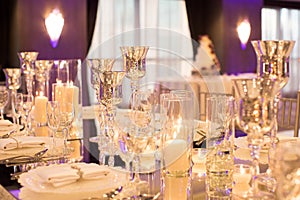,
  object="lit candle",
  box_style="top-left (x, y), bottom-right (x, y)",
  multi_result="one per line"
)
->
top-left (163, 139), bottom-right (190, 200)
top-left (65, 82), bottom-right (79, 118)
top-left (233, 164), bottom-right (251, 196)
top-left (34, 92), bottom-right (49, 136)
top-left (53, 82), bottom-right (64, 104)
top-left (54, 82), bottom-right (79, 118)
